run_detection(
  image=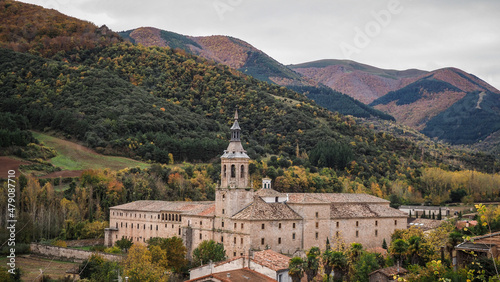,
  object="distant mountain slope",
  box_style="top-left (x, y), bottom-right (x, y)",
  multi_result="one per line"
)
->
top-left (370, 68), bottom-right (500, 132)
top-left (119, 27), bottom-right (308, 85)
top-left (289, 59), bottom-right (426, 104)
top-left (118, 27), bottom-right (391, 120)
top-left (421, 91), bottom-right (500, 144)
